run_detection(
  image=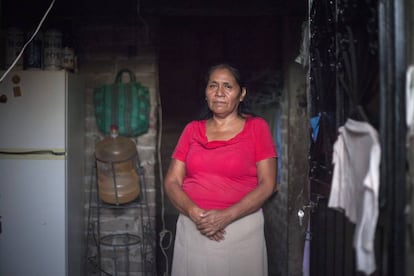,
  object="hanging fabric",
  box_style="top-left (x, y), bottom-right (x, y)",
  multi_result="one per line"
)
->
top-left (328, 118), bottom-right (381, 275)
